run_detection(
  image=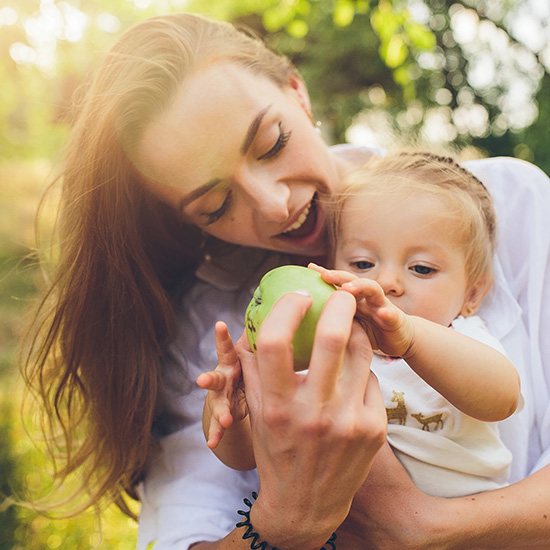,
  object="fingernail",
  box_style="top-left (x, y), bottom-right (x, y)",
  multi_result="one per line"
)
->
top-left (294, 289), bottom-right (311, 297)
